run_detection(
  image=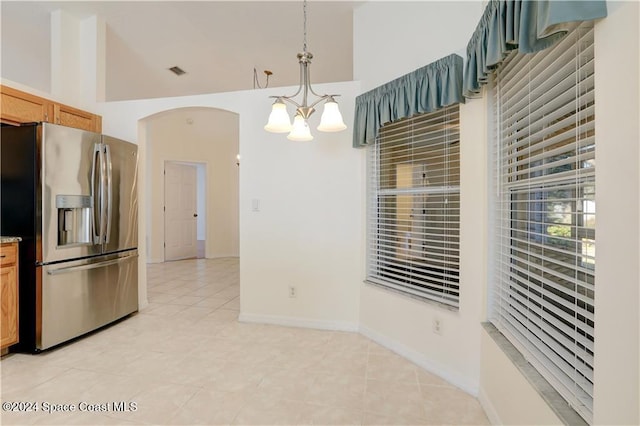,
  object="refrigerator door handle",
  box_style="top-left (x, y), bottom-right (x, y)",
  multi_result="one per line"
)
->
top-left (104, 144), bottom-right (113, 244)
top-left (46, 255), bottom-right (135, 275)
top-left (91, 143), bottom-right (102, 244)
top-left (99, 144), bottom-right (108, 244)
